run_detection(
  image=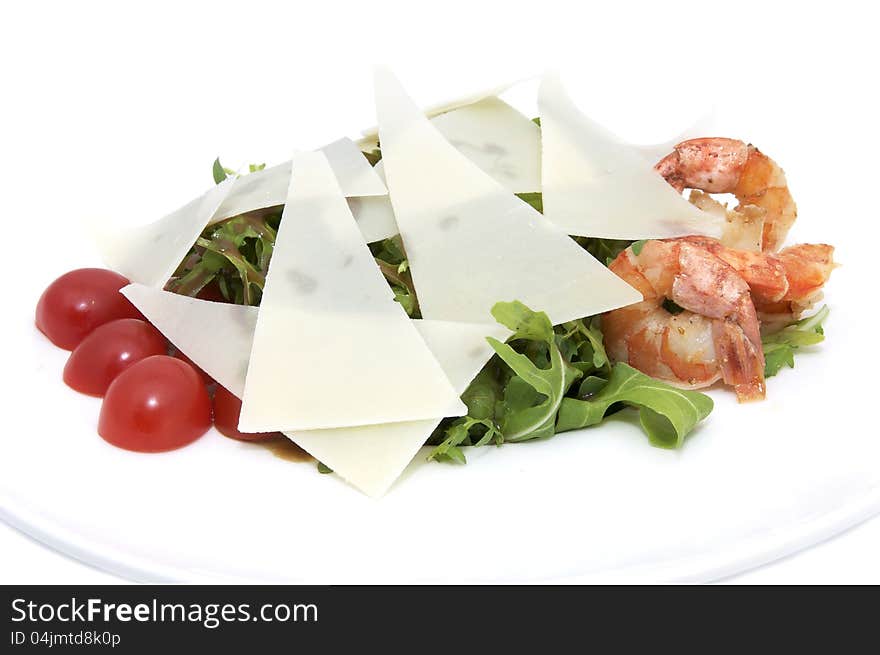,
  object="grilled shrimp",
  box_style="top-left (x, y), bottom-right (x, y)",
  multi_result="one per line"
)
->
top-left (603, 240), bottom-right (766, 402)
top-left (674, 236), bottom-right (836, 331)
top-left (656, 138), bottom-right (796, 252)
top-left (752, 243), bottom-right (836, 332)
